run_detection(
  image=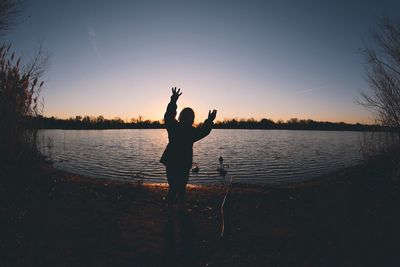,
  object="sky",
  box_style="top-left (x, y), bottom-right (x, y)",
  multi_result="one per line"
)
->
top-left (6, 0), bottom-right (400, 123)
